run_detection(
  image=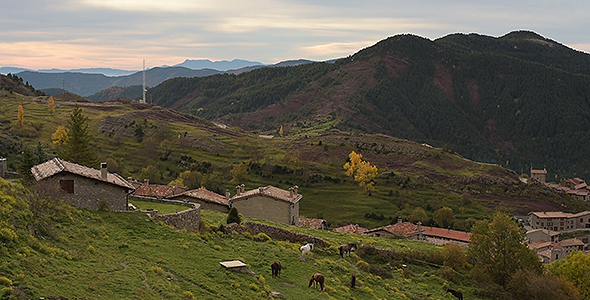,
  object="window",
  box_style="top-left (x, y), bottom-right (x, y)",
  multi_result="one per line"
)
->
top-left (60, 179), bottom-right (74, 193)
